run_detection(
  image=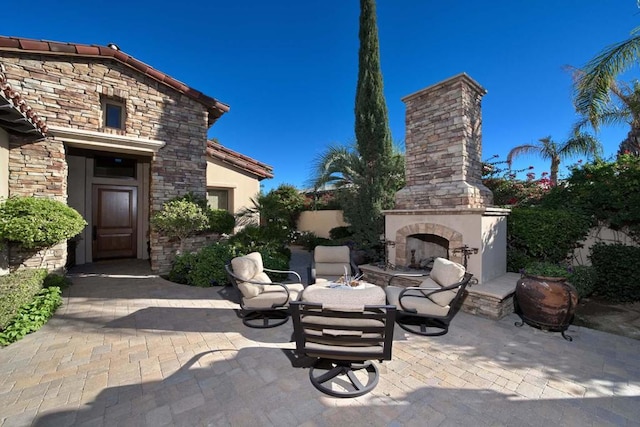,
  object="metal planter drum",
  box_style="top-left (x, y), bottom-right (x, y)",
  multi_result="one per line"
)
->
top-left (514, 274), bottom-right (579, 341)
